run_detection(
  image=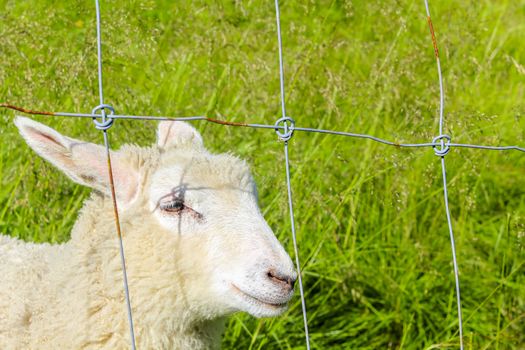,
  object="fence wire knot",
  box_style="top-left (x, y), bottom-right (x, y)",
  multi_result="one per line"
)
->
top-left (433, 134), bottom-right (451, 156)
top-left (92, 104), bottom-right (115, 130)
top-left (275, 116), bottom-right (295, 142)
